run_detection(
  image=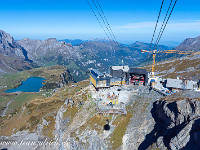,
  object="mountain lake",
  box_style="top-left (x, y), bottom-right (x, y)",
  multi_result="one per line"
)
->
top-left (5, 77), bottom-right (46, 93)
